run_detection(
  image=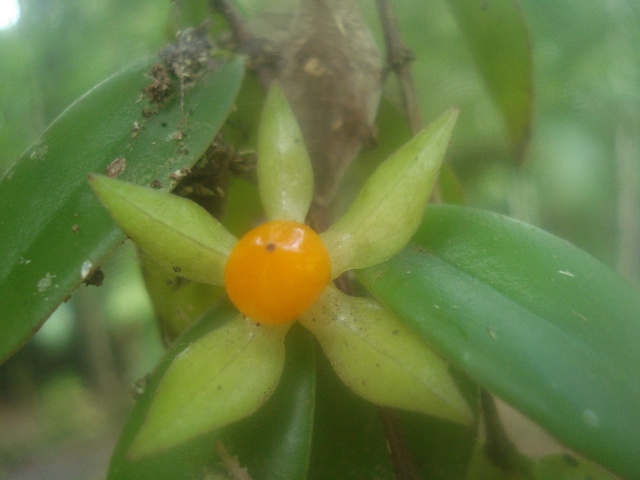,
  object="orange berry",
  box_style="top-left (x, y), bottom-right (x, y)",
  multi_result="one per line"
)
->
top-left (224, 220), bottom-right (331, 325)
